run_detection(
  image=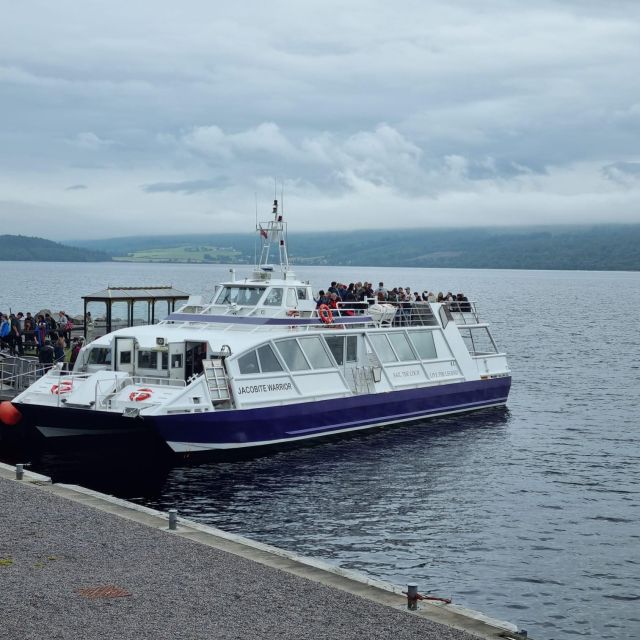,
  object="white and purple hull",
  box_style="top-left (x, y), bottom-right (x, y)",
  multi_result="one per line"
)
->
top-left (151, 376), bottom-right (511, 453)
